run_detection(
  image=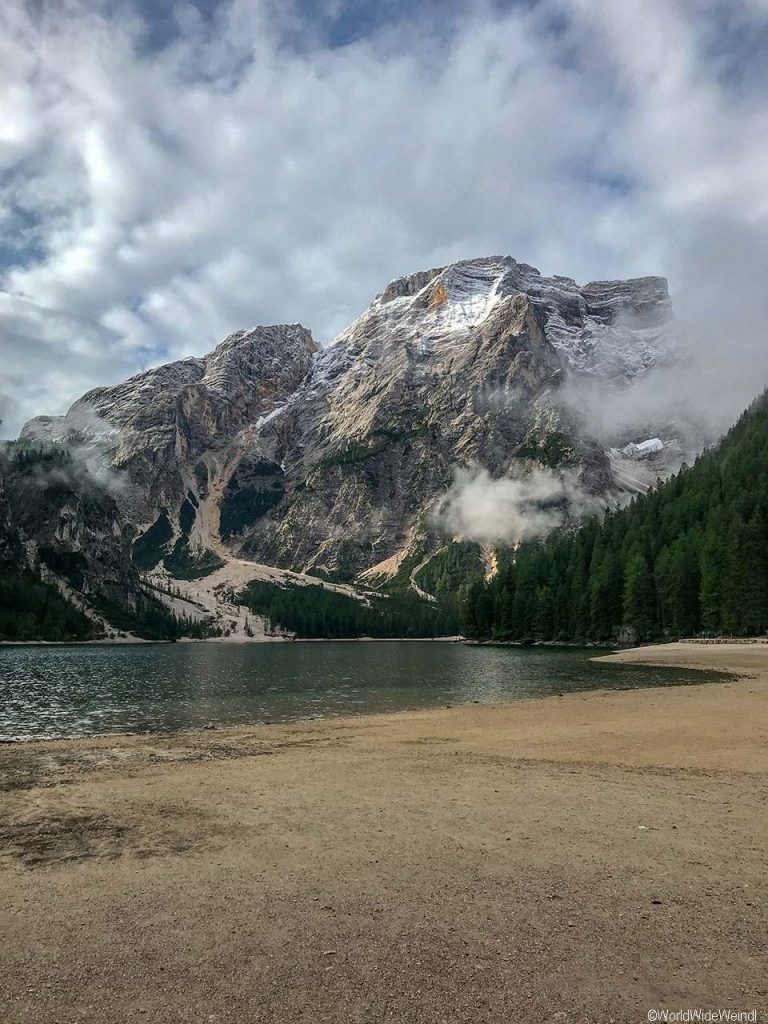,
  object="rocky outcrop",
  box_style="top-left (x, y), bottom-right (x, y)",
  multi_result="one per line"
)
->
top-left (0, 444), bottom-right (145, 616)
top-left (22, 324), bottom-right (317, 524)
top-left (18, 254), bottom-right (682, 589)
top-left (234, 257), bottom-right (673, 577)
